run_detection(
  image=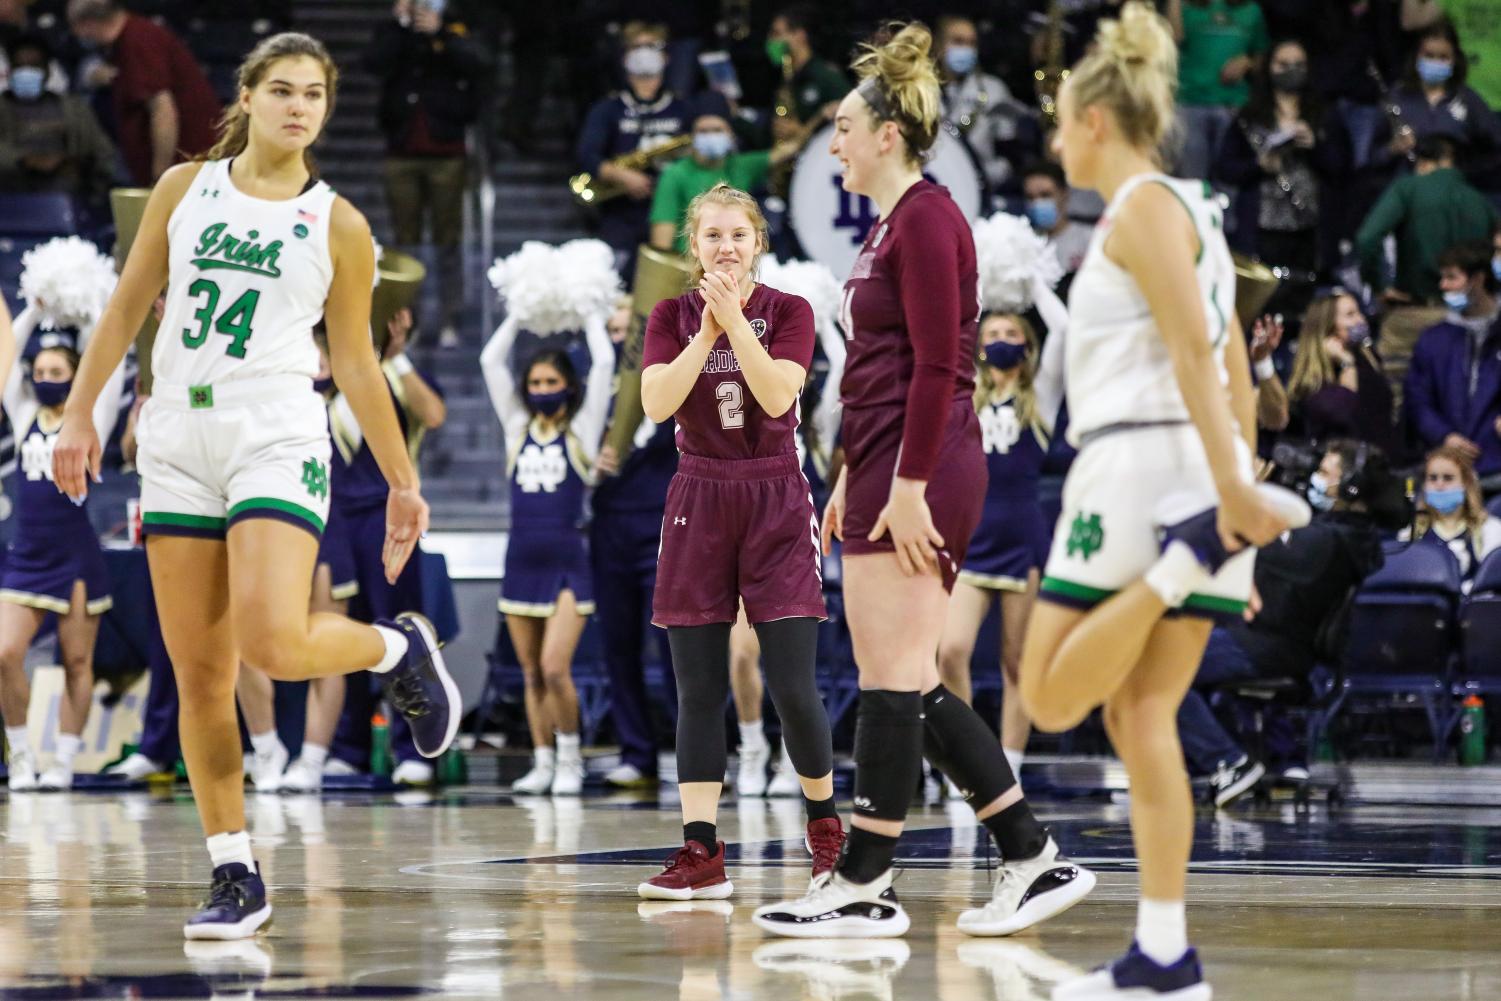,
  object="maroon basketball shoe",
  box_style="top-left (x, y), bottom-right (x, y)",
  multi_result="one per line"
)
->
top-left (637, 841), bottom-right (734, 901)
top-left (806, 817), bottom-right (846, 880)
